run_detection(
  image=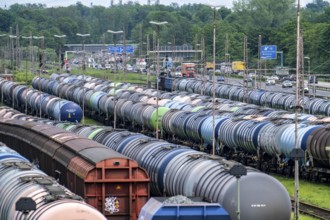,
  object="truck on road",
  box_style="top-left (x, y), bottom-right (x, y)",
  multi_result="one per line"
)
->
top-left (181, 63), bottom-right (196, 77)
top-left (232, 61), bottom-right (246, 73)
